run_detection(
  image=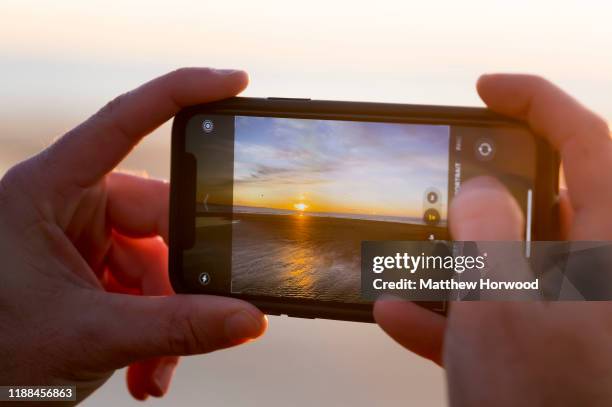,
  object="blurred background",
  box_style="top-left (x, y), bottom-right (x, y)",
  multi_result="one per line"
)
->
top-left (1, 0), bottom-right (610, 405)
